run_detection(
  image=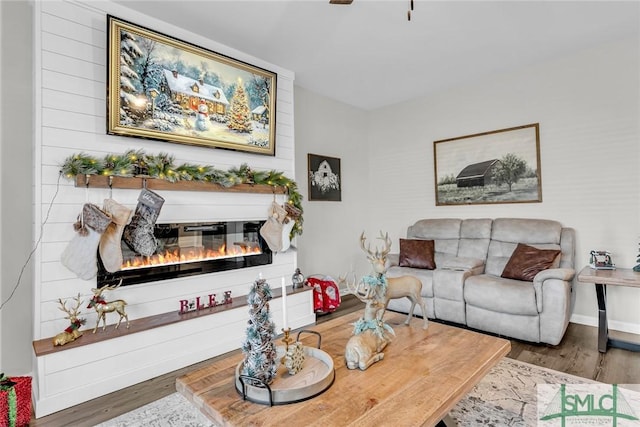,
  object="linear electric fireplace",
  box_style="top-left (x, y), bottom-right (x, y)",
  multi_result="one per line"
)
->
top-left (98, 220), bottom-right (272, 288)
